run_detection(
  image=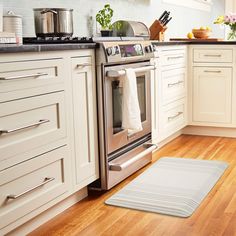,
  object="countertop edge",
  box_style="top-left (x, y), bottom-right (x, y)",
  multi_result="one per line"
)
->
top-left (0, 43), bottom-right (98, 53)
top-left (0, 41), bottom-right (236, 53)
